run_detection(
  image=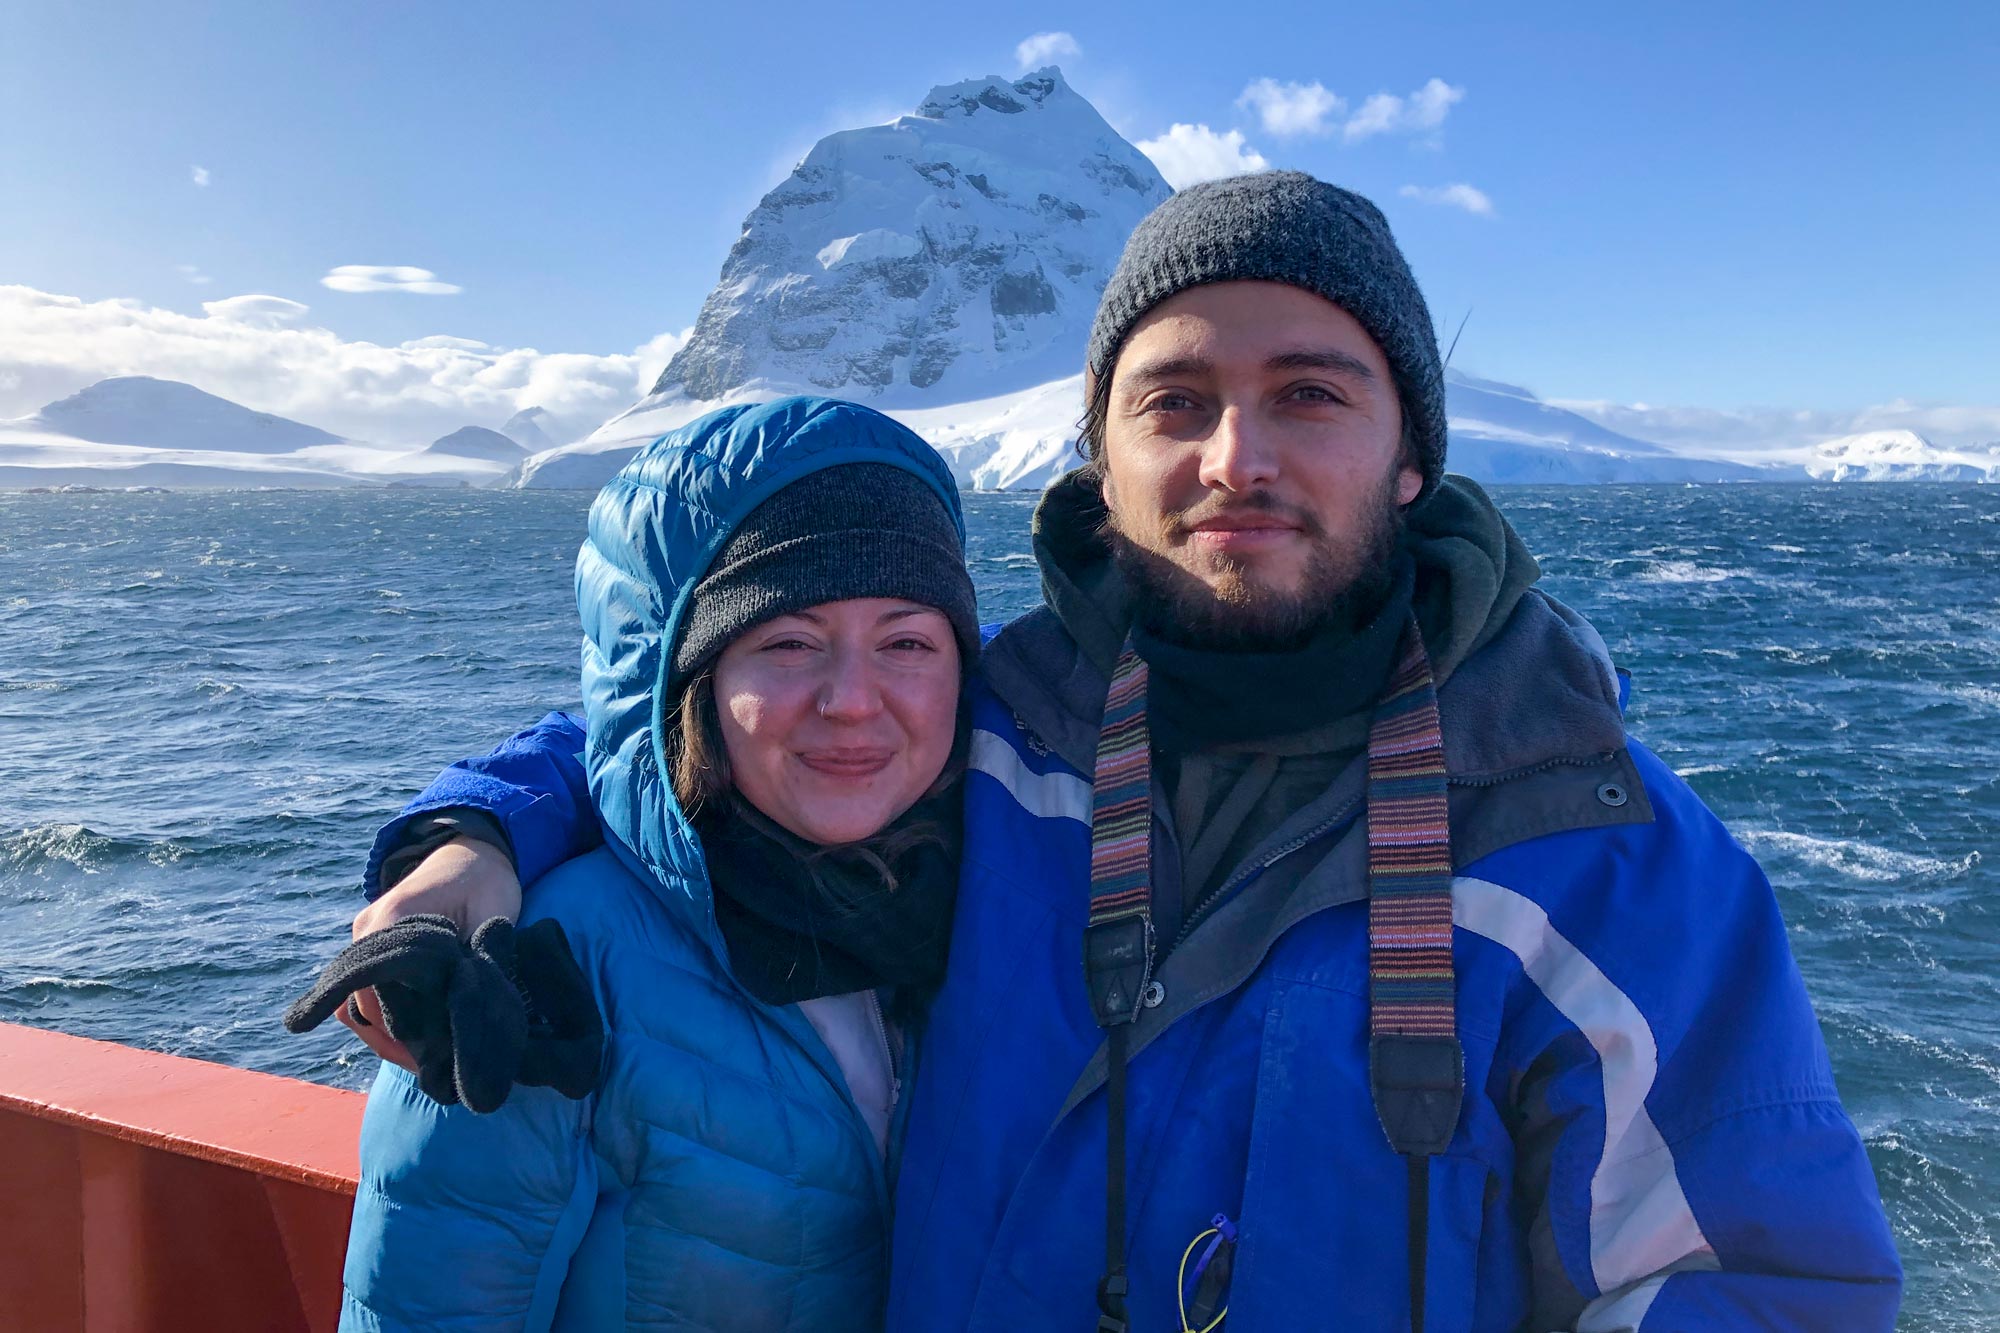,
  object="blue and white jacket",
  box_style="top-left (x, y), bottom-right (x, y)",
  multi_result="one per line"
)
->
top-left (343, 398), bottom-right (975, 1331)
top-left (367, 538), bottom-right (1900, 1332)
